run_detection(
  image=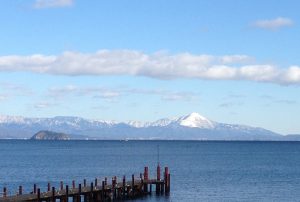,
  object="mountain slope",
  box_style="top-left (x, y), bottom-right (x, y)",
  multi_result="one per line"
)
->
top-left (0, 113), bottom-right (284, 140)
